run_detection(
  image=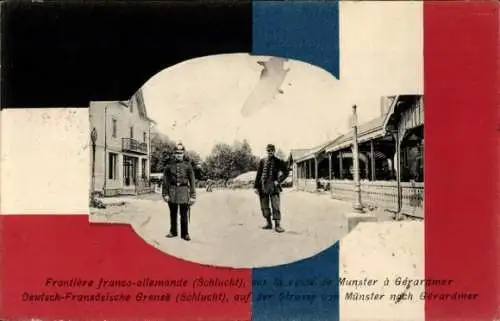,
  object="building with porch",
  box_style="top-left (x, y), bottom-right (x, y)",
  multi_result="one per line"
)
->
top-left (289, 139), bottom-right (343, 193)
top-left (287, 149), bottom-right (310, 187)
top-left (89, 89), bottom-right (155, 196)
top-left (292, 95), bottom-right (424, 218)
